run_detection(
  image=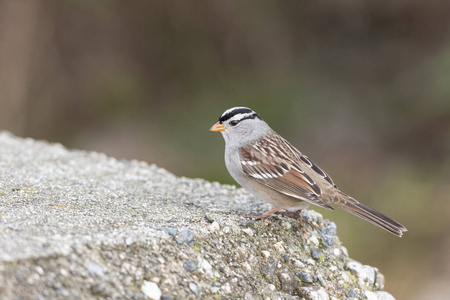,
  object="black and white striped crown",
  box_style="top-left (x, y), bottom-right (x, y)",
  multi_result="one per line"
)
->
top-left (218, 107), bottom-right (262, 123)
